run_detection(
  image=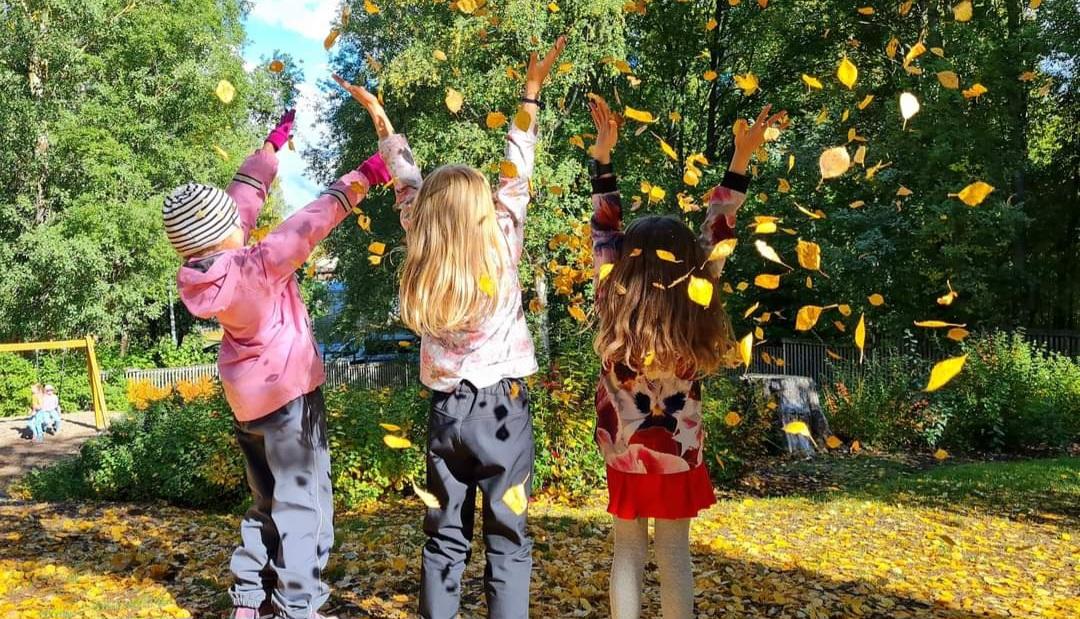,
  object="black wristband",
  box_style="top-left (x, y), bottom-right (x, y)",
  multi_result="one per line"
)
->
top-left (591, 174), bottom-right (618, 194)
top-left (721, 170), bottom-right (751, 194)
top-left (590, 159), bottom-right (614, 178)
top-left (520, 96), bottom-right (545, 109)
